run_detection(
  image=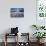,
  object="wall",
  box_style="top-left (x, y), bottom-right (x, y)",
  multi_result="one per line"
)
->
top-left (0, 0), bottom-right (36, 42)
